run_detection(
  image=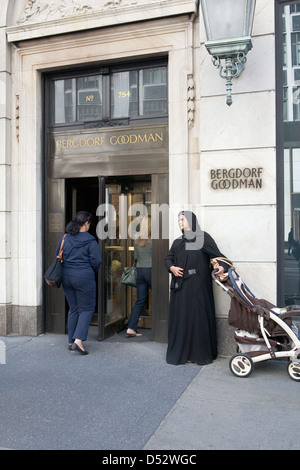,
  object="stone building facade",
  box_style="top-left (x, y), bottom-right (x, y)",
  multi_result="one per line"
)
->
top-left (0, 1), bottom-right (292, 356)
